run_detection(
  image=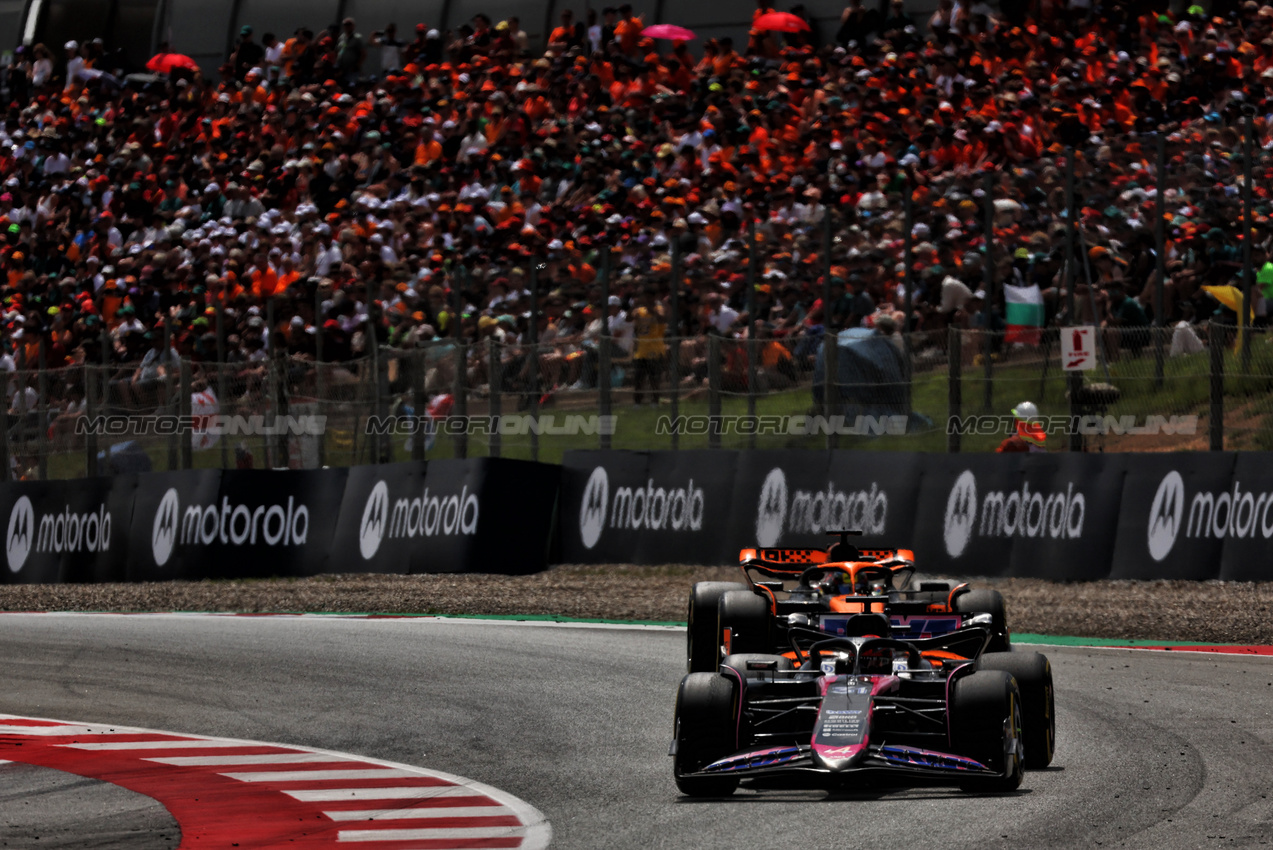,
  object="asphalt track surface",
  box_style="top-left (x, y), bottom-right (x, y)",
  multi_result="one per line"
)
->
top-left (2, 614), bottom-right (1273, 849)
